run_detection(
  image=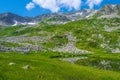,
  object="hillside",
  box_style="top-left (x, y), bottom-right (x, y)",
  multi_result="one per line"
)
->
top-left (0, 18), bottom-right (120, 54)
top-left (0, 4), bottom-right (120, 80)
